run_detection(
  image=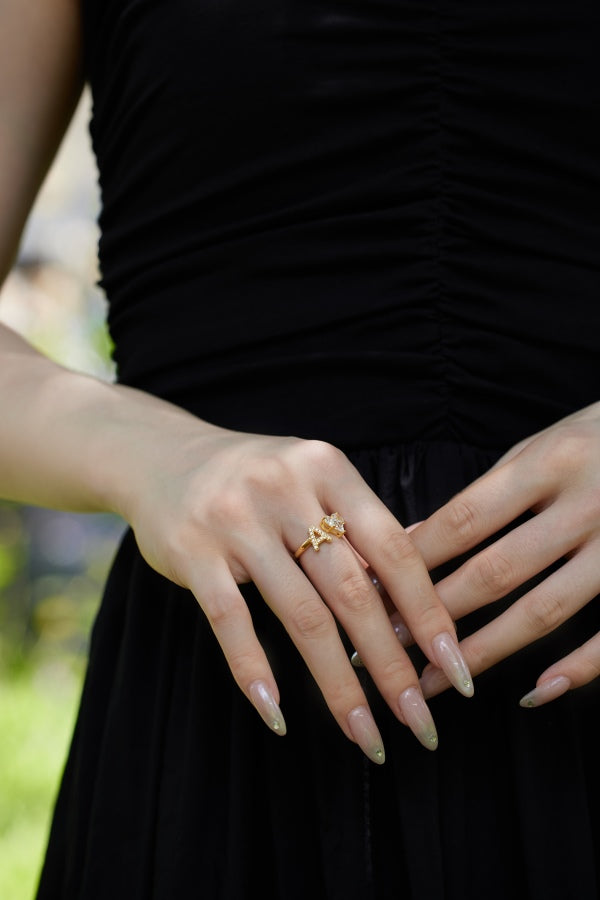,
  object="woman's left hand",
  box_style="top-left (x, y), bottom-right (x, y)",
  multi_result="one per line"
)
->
top-left (407, 402), bottom-right (600, 705)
